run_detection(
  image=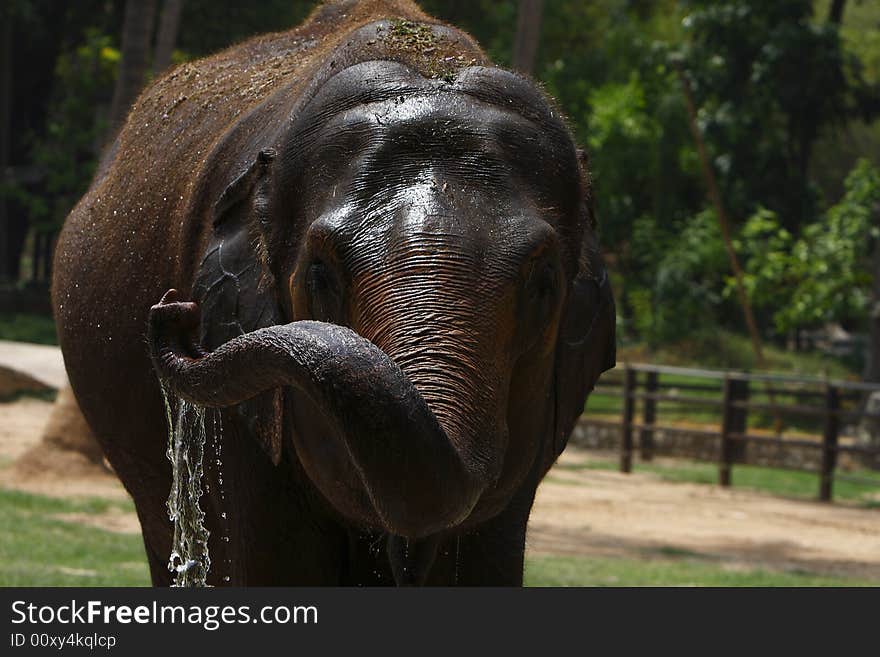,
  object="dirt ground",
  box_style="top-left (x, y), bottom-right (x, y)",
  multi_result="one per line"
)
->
top-left (529, 449), bottom-right (880, 579)
top-left (0, 398), bottom-right (130, 501)
top-left (1, 398), bottom-right (878, 580)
